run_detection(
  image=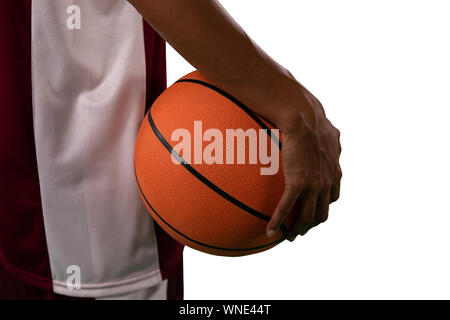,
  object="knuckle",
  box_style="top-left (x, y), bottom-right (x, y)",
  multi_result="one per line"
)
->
top-left (285, 69), bottom-right (295, 79)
